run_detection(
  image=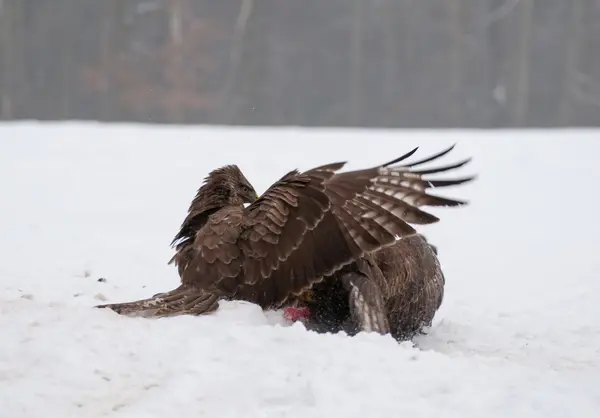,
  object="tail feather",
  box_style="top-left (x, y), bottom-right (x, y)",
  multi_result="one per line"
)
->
top-left (95, 285), bottom-right (220, 317)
